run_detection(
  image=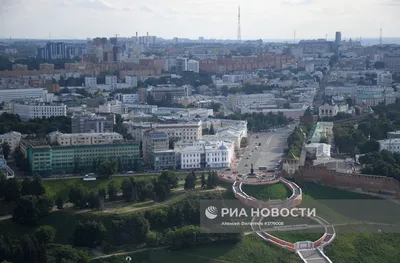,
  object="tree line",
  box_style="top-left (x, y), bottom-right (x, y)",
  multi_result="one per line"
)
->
top-left (0, 113), bottom-right (71, 136)
top-left (220, 112), bottom-right (290, 132)
top-left (359, 150), bottom-right (400, 180)
top-left (0, 226), bottom-right (88, 263)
